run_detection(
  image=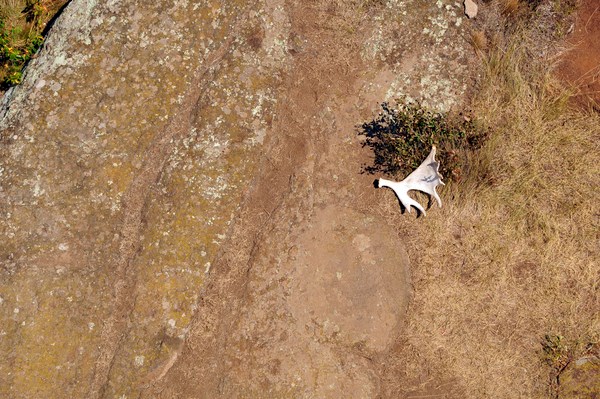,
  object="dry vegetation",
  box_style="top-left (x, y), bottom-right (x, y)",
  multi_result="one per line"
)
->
top-left (389, 18), bottom-right (599, 399)
top-left (470, 29), bottom-right (488, 52)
